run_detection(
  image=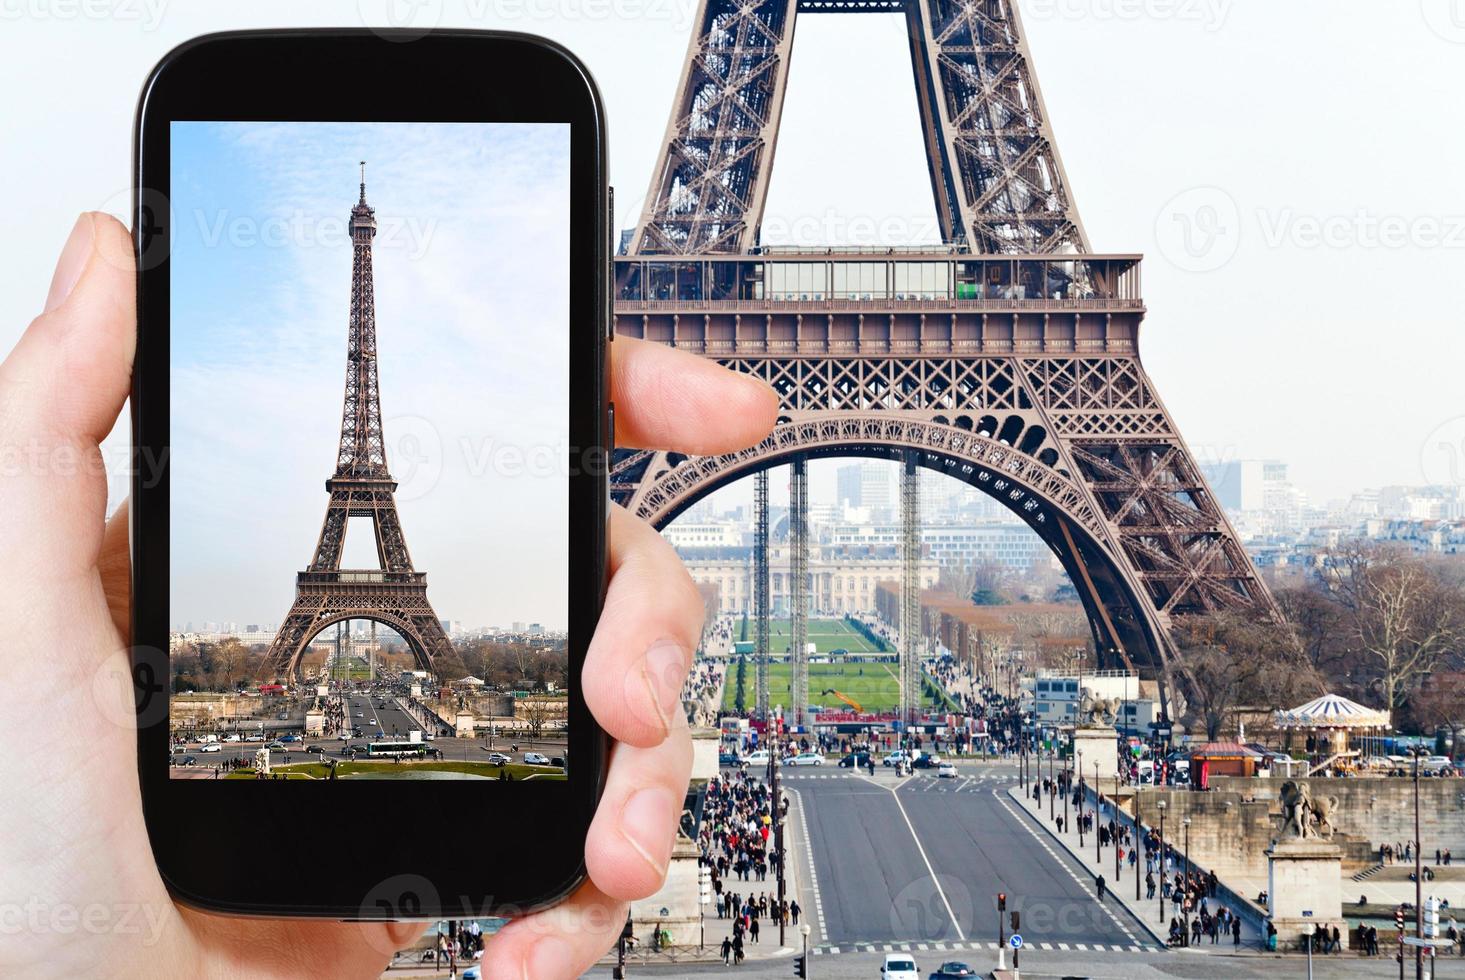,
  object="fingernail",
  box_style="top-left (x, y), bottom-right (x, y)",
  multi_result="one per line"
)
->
top-left (620, 786), bottom-right (678, 873)
top-left (631, 639), bottom-right (687, 735)
top-left (45, 213), bottom-right (94, 314)
top-left (524, 936), bottom-right (576, 980)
